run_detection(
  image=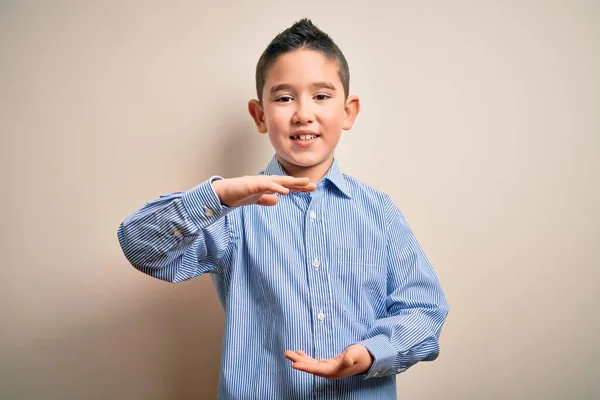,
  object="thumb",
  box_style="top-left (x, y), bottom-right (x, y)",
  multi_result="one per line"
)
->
top-left (343, 351), bottom-right (355, 368)
top-left (256, 194), bottom-right (280, 206)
